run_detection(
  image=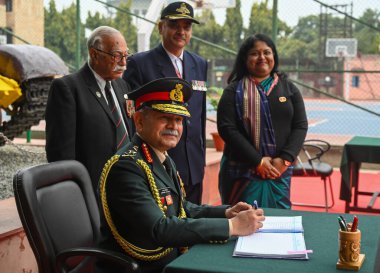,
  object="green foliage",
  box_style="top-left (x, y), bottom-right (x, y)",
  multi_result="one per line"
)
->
top-left (150, 24), bottom-right (161, 48)
top-left (246, 1), bottom-right (291, 40)
top-left (354, 8), bottom-right (380, 54)
top-left (44, 0), bottom-right (87, 69)
top-left (86, 11), bottom-right (113, 30)
top-left (188, 10), bottom-right (224, 58)
top-left (113, 1), bottom-right (137, 53)
top-left (206, 86), bottom-right (223, 111)
top-left (43, 0), bottom-right (380, 73)
top-left (223, 0), bottom-right (243, 52)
